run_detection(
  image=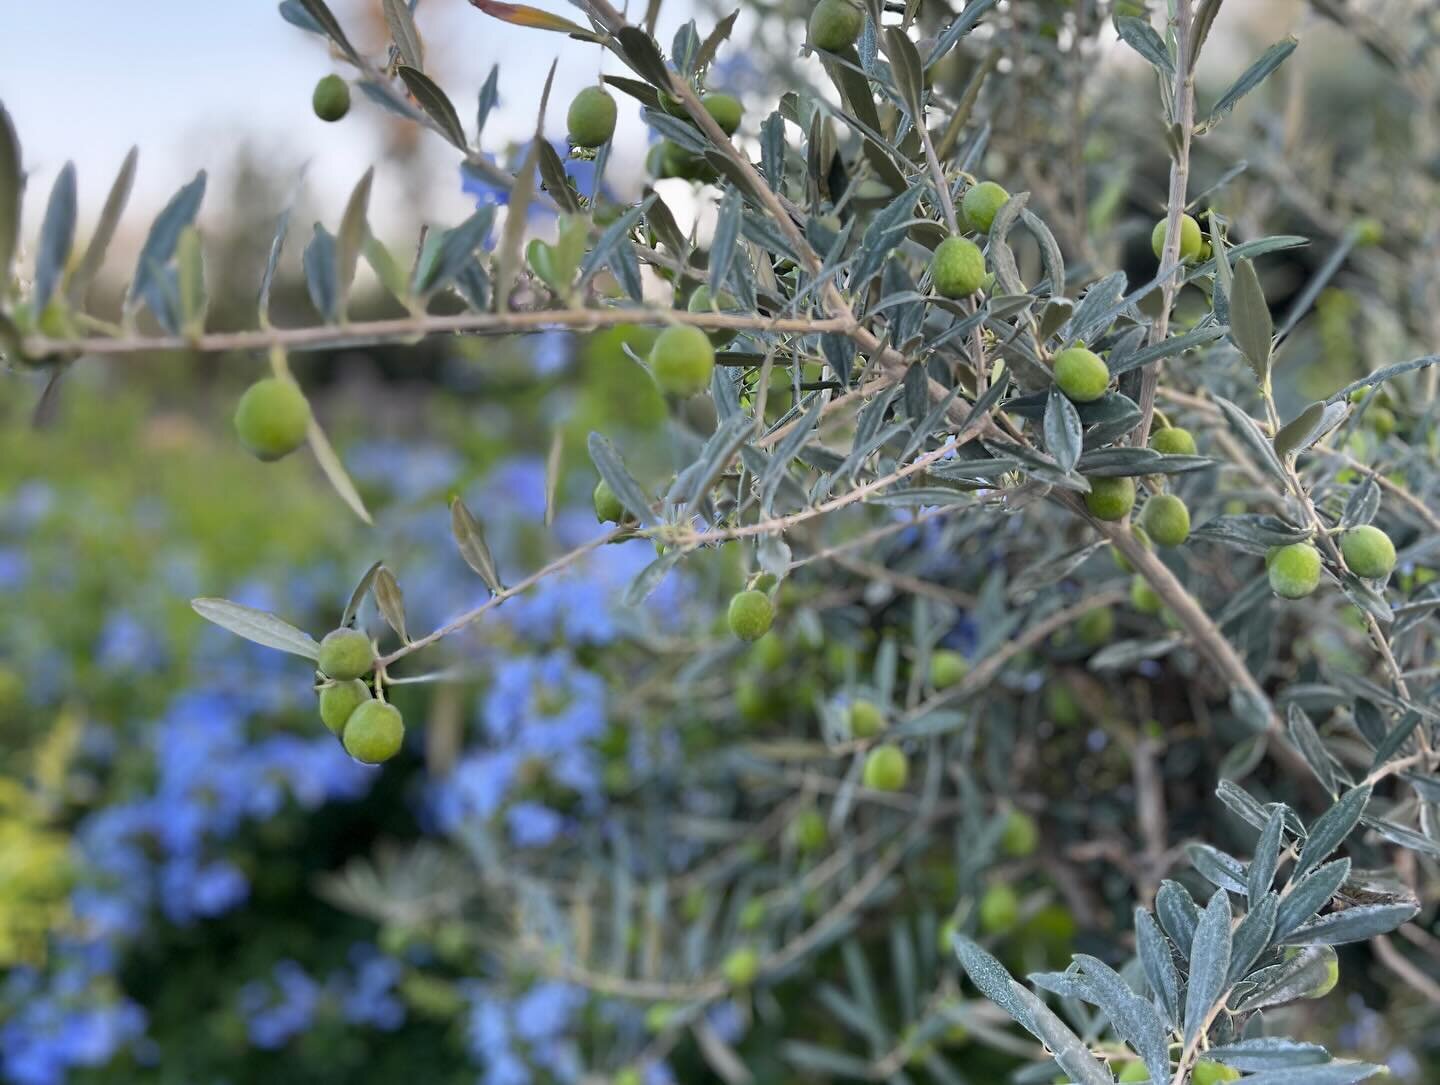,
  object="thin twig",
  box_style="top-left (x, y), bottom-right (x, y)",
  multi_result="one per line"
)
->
top-left (23, 306), bottom-right (851, 359)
